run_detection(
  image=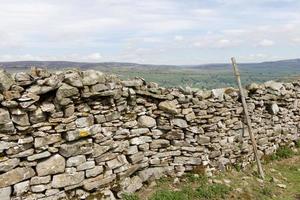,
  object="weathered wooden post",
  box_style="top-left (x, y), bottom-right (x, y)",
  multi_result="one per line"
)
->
top-left (231, 57), bottom-right (265, 179)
